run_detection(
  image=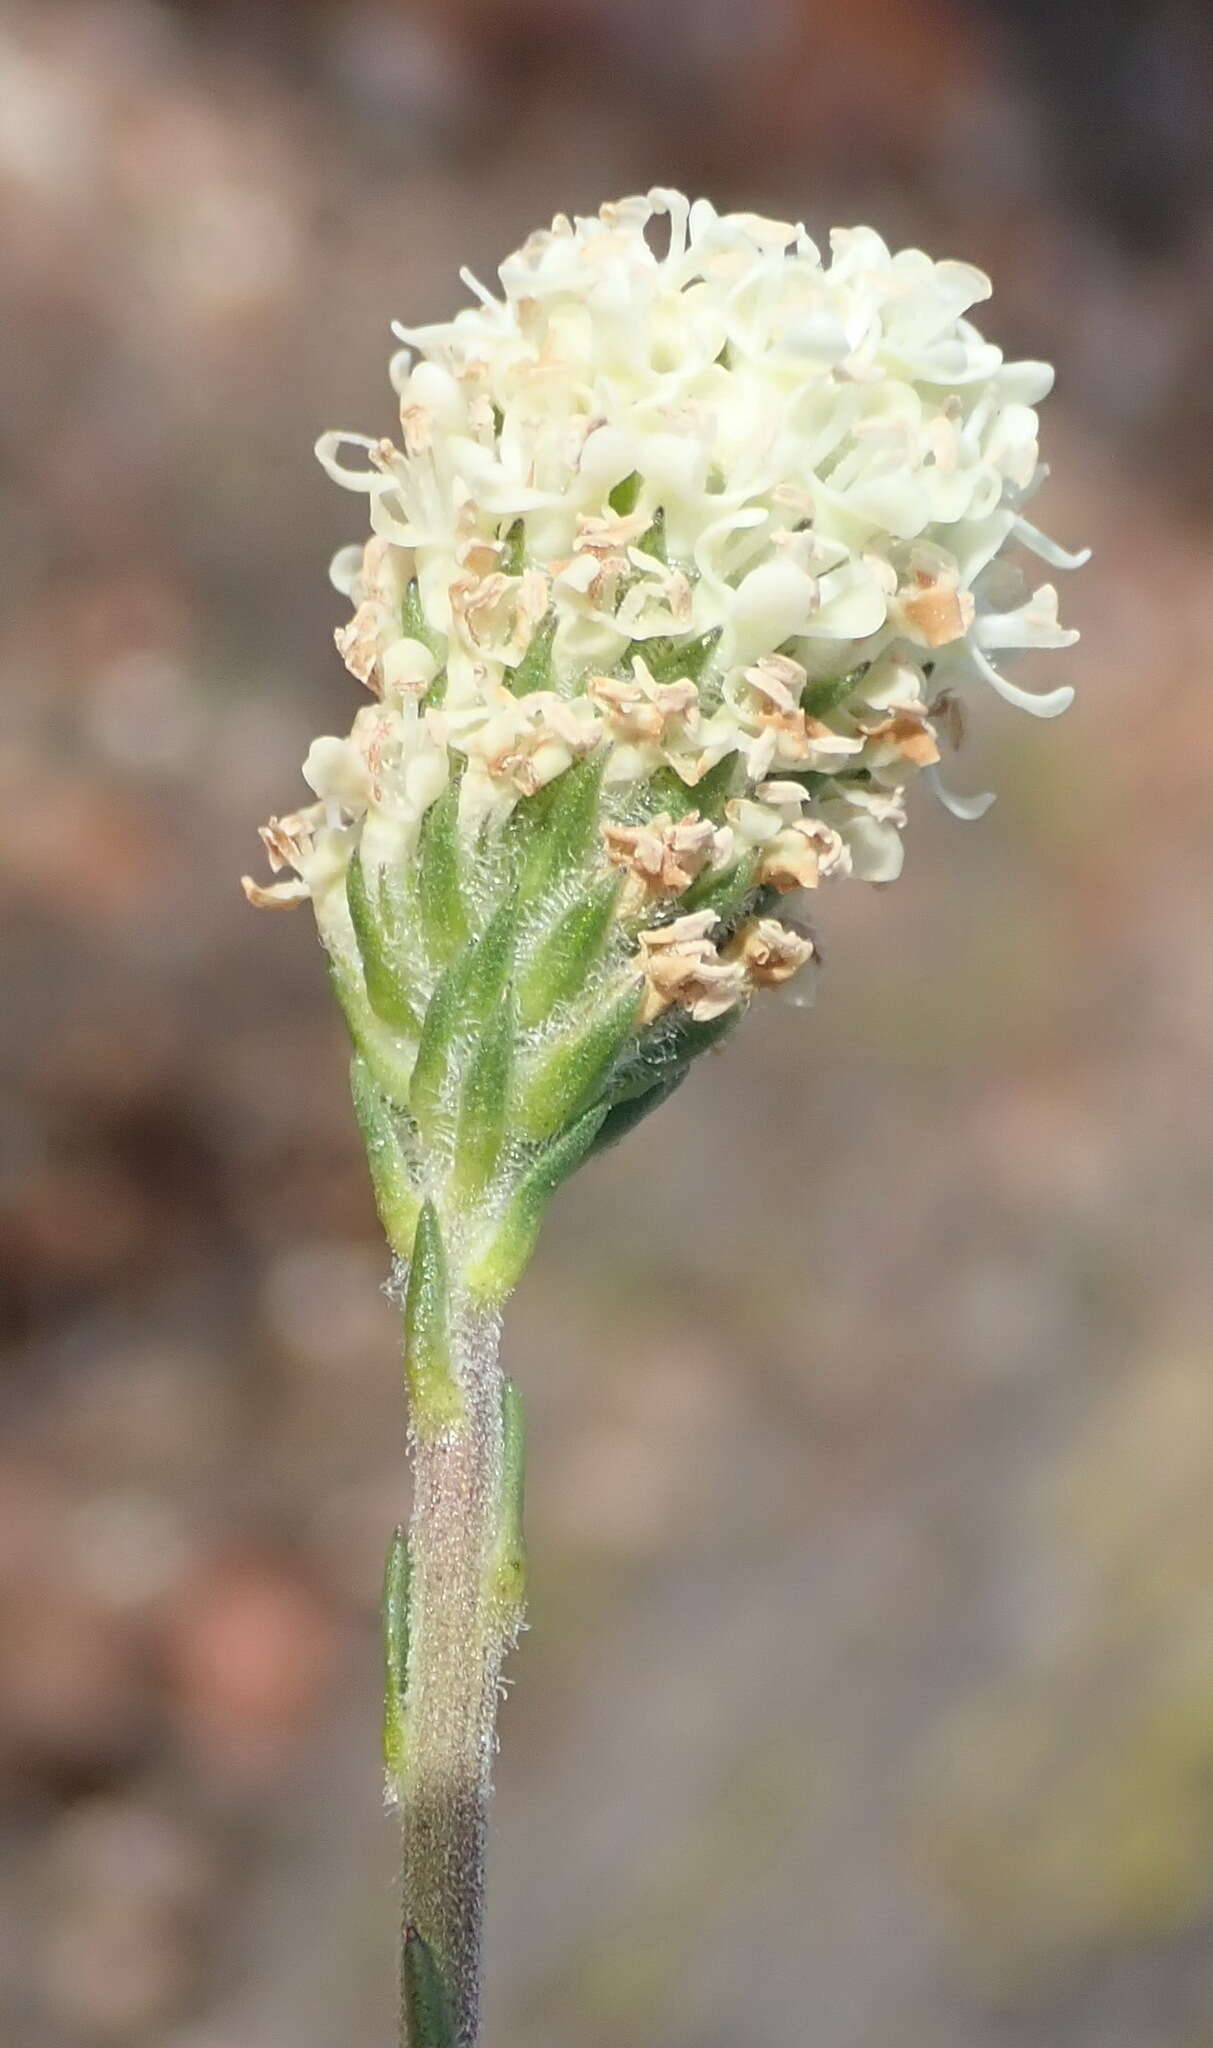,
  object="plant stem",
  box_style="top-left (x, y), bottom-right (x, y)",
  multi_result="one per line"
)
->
top-left (400, 1299), bottom-right (507, 2047)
